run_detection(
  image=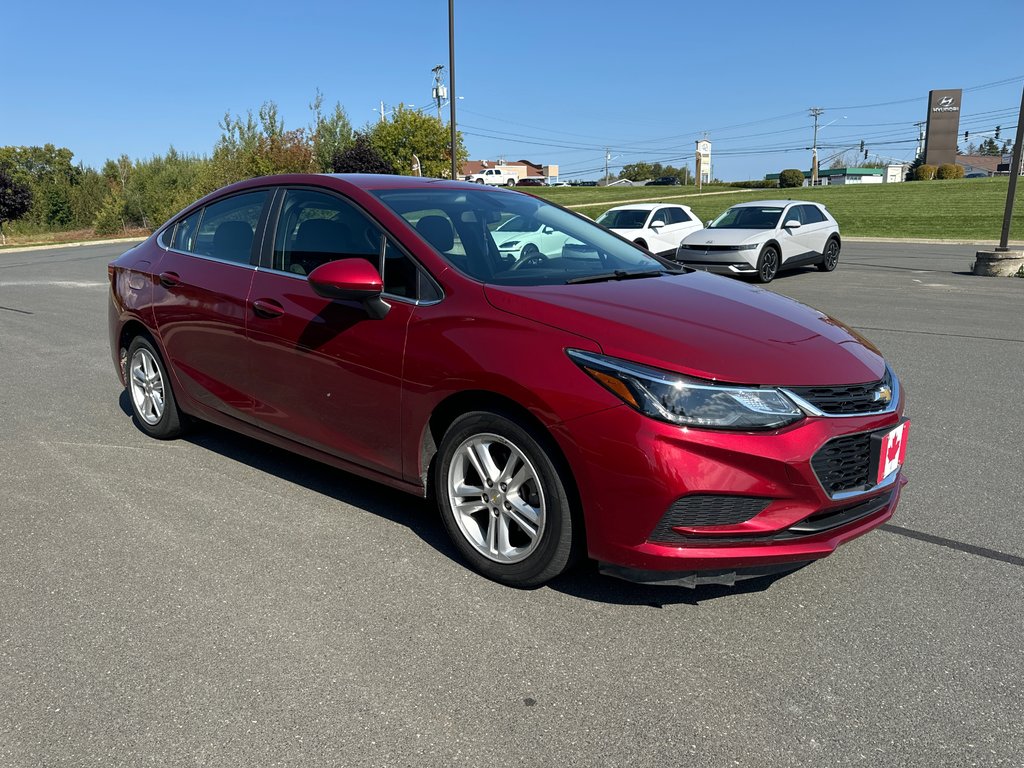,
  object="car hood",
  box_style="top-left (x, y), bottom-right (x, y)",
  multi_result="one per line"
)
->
top-left (483, 271), bottom-right (884, 386)
top-left (681, 228), bottom-right (770, 246)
